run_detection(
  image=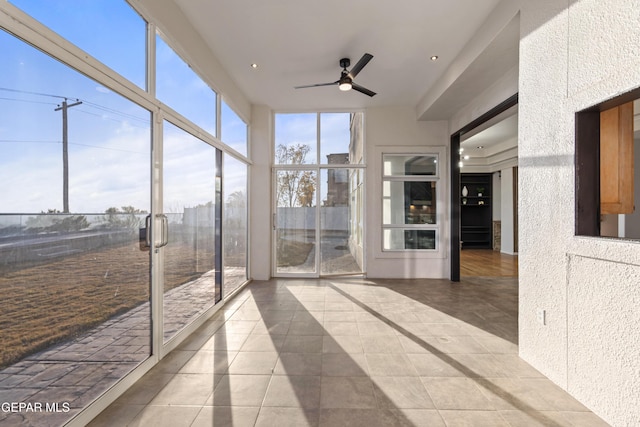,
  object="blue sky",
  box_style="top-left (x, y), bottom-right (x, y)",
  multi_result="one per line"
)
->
top-left (1, 0), bottom-right (348, 216)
